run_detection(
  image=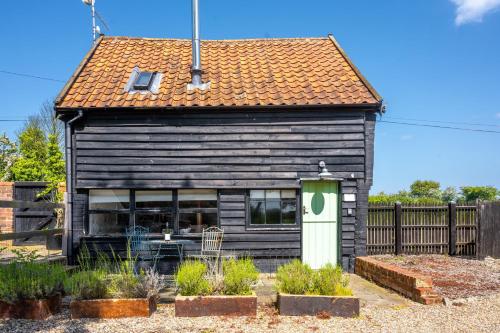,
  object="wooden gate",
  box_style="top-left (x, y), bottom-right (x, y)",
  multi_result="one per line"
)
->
top-left (13, 182), bottom-right (56, 245)
top-left (477, 201), bottom-right (500, 258)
